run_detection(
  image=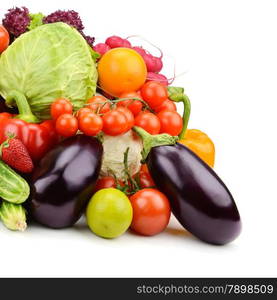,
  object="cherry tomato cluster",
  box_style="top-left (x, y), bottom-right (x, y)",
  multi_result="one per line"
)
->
top-left (50, 98), bottom-right (78, 137)
top-left (134, 81), bottom-right (182, 136)
top-left (51, 81), bottom-right (183, 138)
top-left (94, 164), bottom-right (155, 193)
